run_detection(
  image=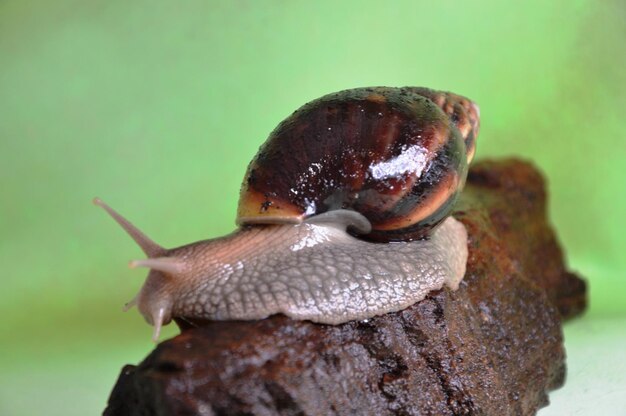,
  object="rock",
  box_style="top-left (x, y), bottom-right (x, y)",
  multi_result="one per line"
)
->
top-left (103, 159), bottom-right (587, 416)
